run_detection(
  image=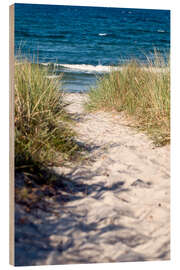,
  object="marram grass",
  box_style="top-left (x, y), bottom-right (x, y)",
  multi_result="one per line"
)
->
top-left (15, 60), bottom-right (80, 170)
top-left (87, 54), bottom-right (170, 146)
